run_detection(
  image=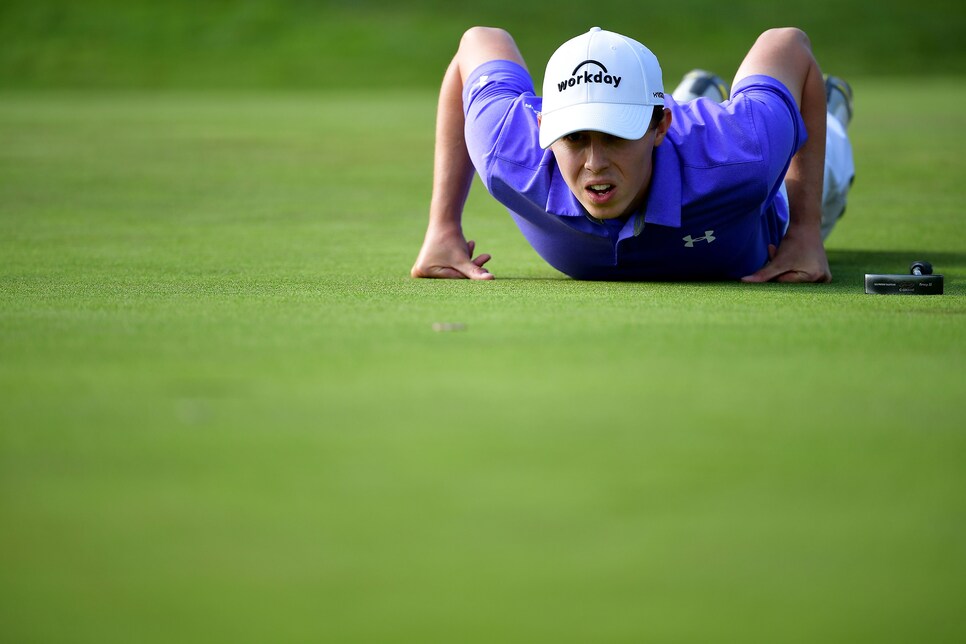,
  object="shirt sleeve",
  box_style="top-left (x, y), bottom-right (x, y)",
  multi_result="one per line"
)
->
top-left (462, 60), bottom-right (544, 189)
top-left (730, 74), bottom-right (808, 209)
